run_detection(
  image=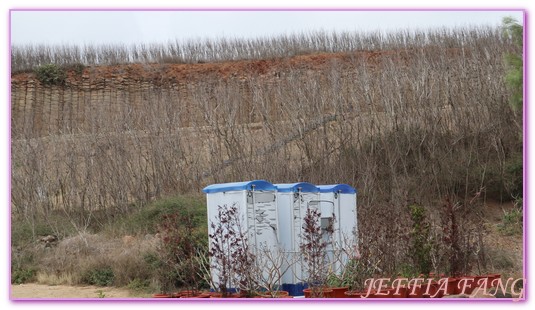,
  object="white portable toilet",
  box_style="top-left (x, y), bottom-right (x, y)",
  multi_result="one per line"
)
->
top-left (203, 180), bottom-right (279, 291)
top-left (317, 184), bottom-right (358, 275)
top-left (274, 182), bottom-right (320, 296)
